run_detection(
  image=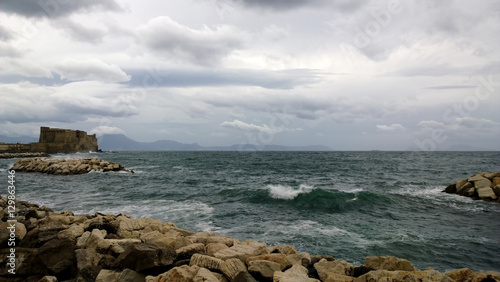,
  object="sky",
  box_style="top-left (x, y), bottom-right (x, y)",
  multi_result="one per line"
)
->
top-left (0, 0), bottom-right (499, 151)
